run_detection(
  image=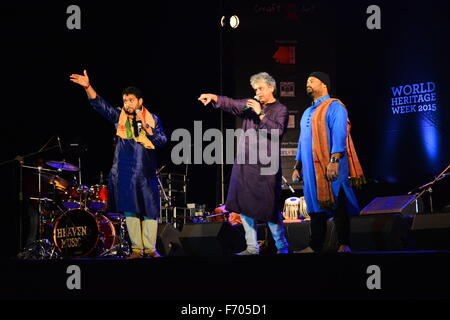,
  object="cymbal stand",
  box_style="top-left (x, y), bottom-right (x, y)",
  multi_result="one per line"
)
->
top-left (0, 144), bottom-right (59, 253)
top-left (18, 165), bottom-right (60, 259)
